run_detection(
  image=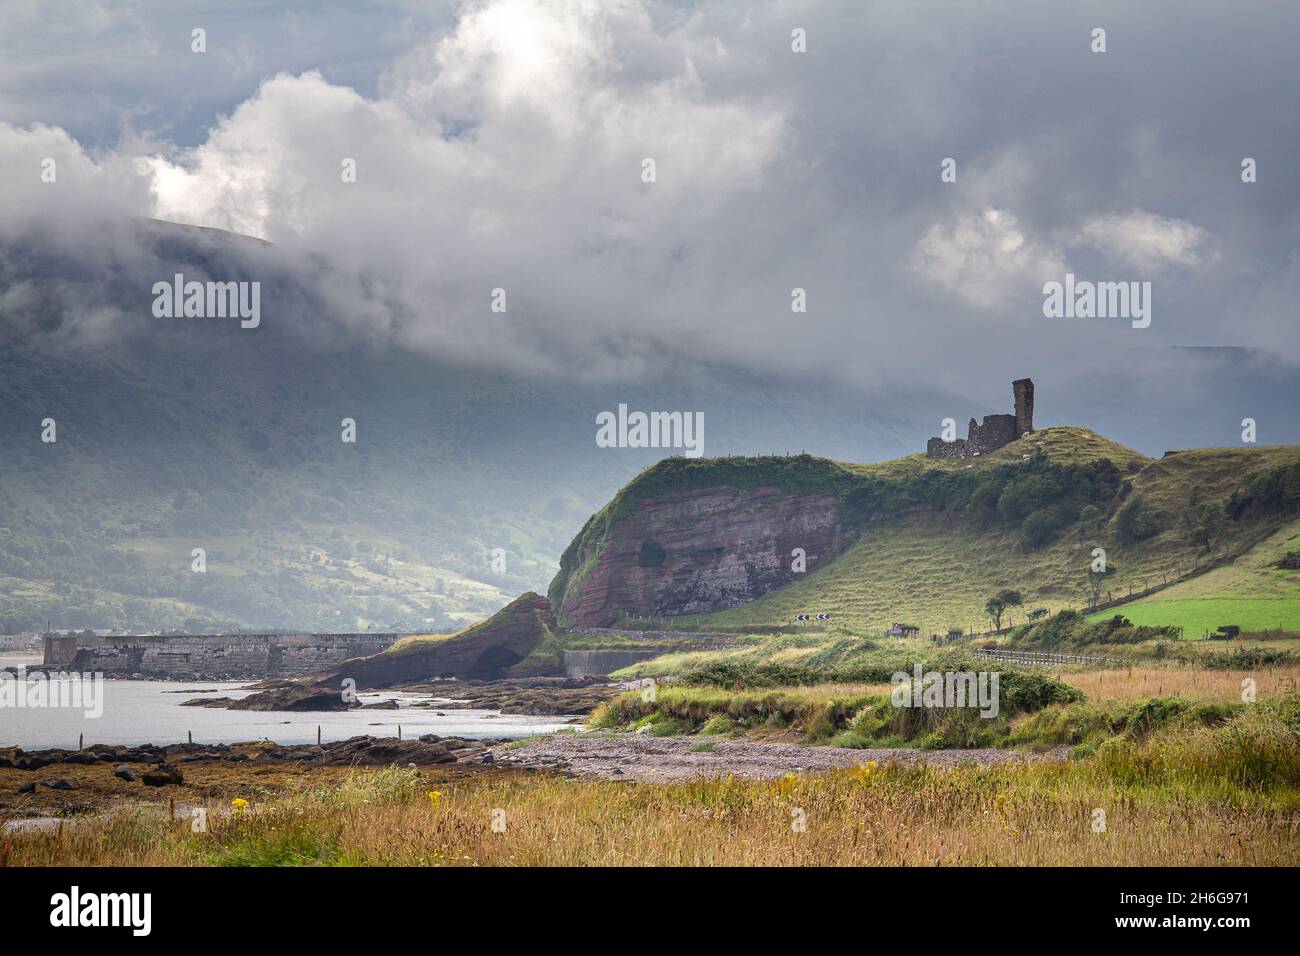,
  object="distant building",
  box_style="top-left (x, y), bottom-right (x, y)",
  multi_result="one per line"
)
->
top-left (0, 632), bottom-right (40, 651)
